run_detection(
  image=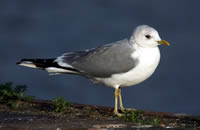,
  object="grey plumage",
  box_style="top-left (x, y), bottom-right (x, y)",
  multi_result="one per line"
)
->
top-left (58, 39), bottom-right (138, 77)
